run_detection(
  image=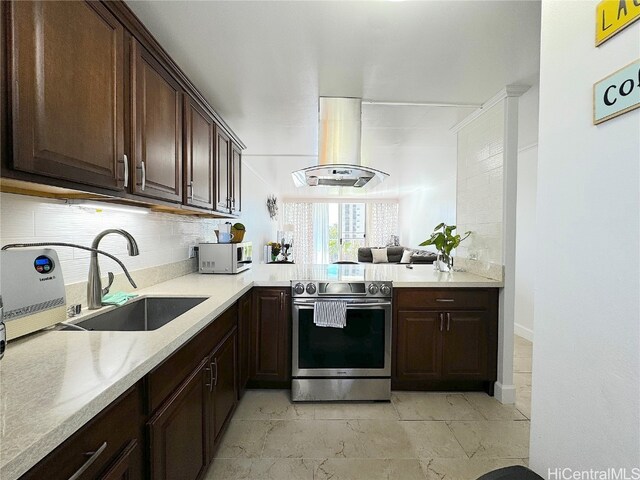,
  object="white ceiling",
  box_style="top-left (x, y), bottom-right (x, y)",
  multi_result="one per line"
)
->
top-left (126, 0), bottom-right (541, 199)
